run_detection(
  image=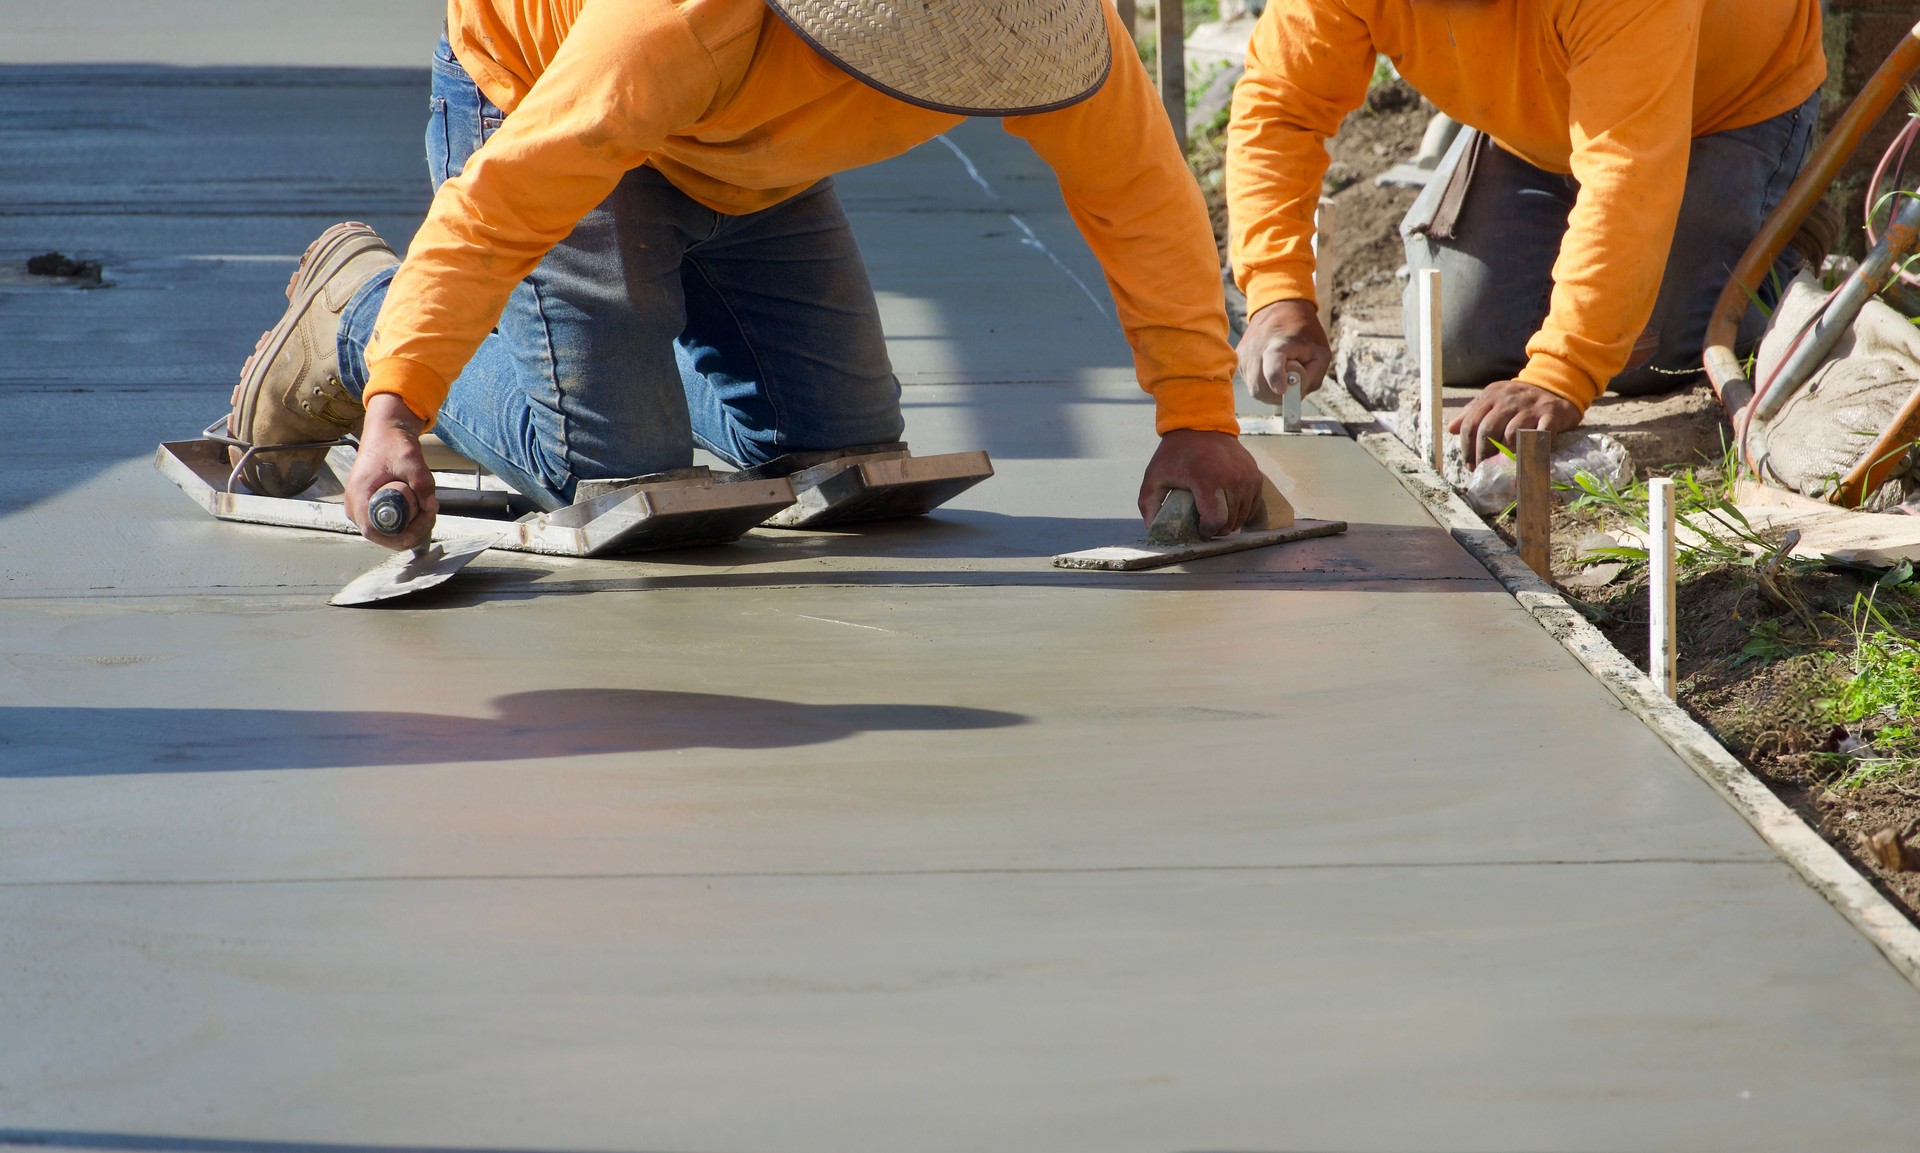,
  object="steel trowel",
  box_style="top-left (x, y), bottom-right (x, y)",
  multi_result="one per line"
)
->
top-left (330, 486), bottom-right (497, 607)
top-left (1050, 476), bottom-right (1347, 571)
